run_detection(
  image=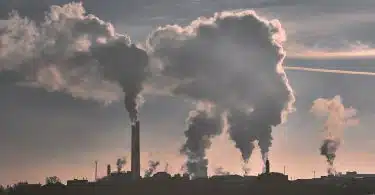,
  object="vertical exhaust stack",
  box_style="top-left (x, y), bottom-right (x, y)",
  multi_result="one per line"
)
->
top-left (265, 159), bottom-right (270, 174)
top-left (131, 121), bottom-right (141, 180)
top-left (94, 161), bottom-right (98, 181)
top-left (107, 164), bottom-right (111, 176)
